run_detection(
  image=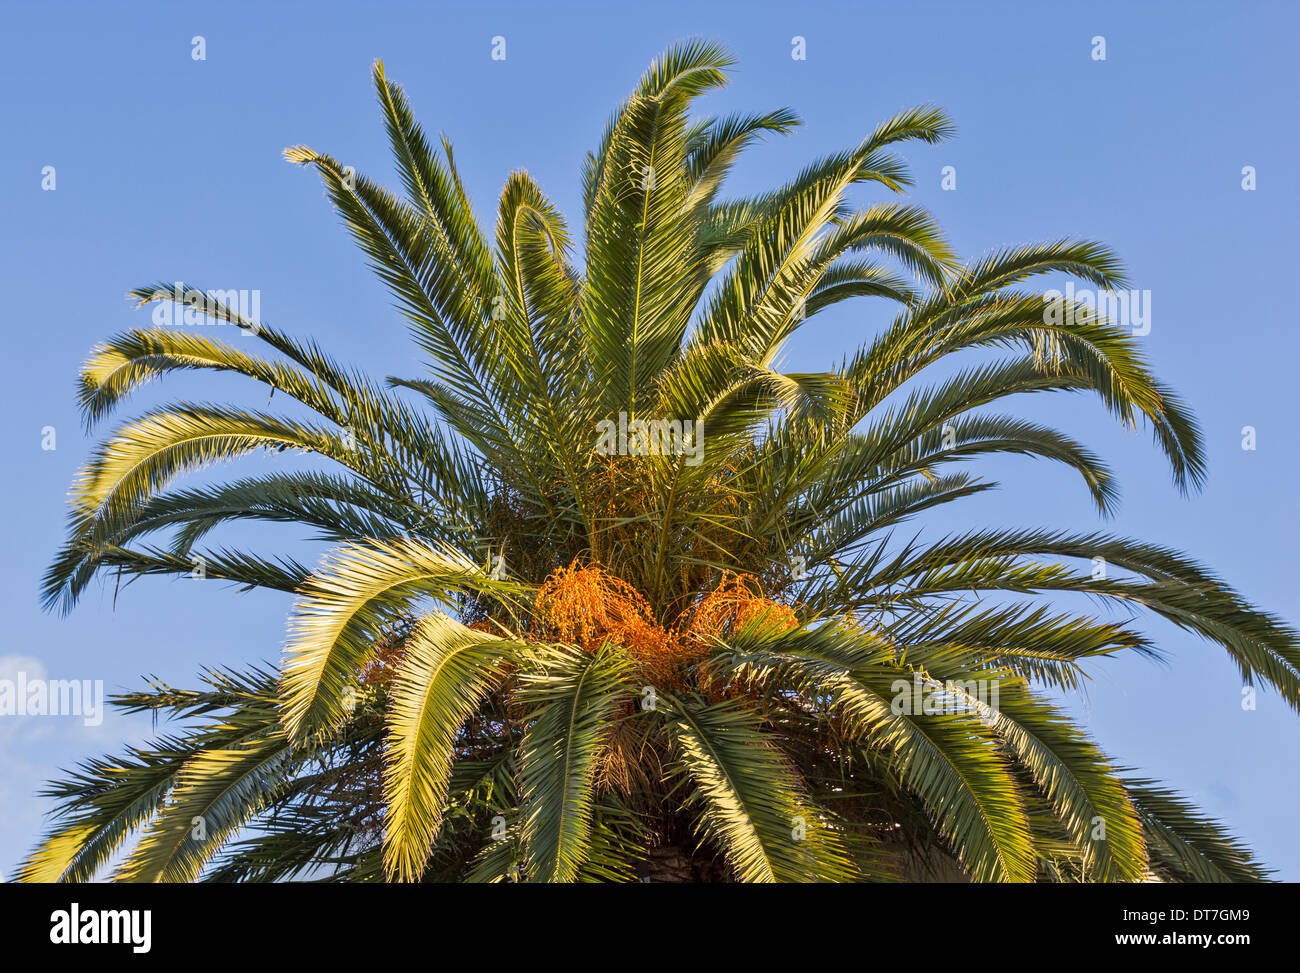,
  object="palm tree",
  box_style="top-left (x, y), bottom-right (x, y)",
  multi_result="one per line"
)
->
top-left (21, 41), bottom-right (1297, 884)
